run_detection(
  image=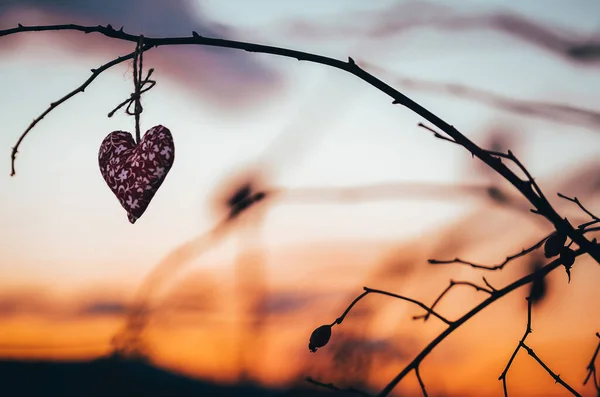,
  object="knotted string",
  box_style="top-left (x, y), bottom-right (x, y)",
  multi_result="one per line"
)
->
top-left (108, 35), bottom-right (156, 144)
